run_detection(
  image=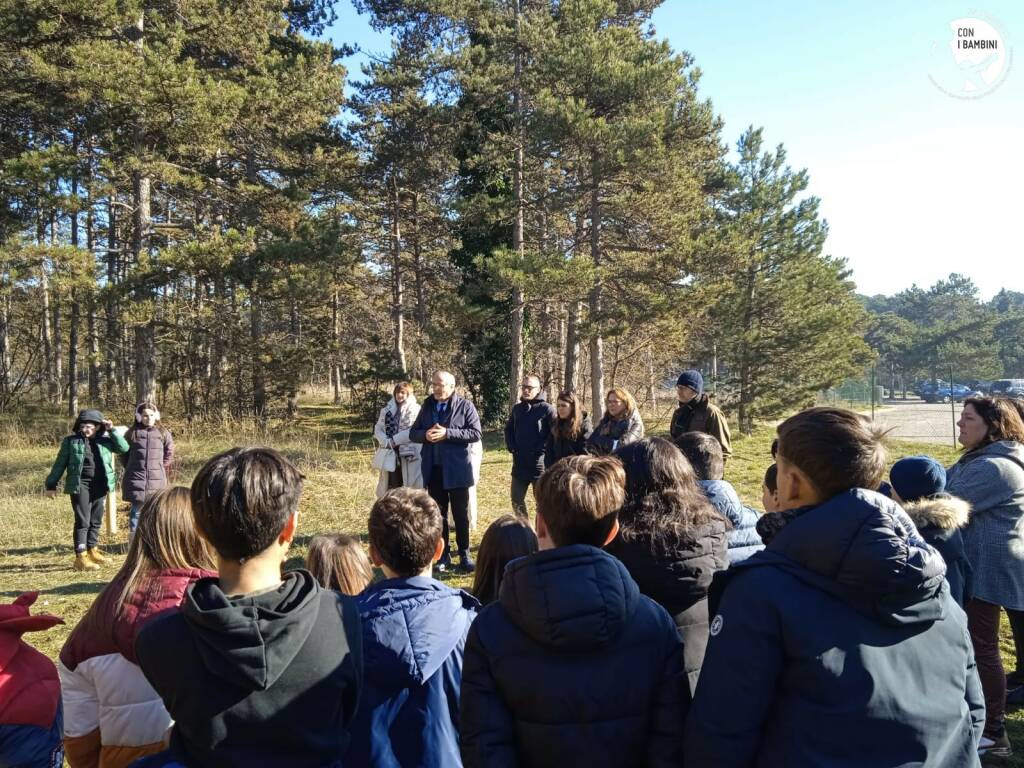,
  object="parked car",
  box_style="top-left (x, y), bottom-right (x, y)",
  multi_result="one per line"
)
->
top-left (920, 382), bottom-right (977, 403)
top-left (990, 379), bottom-right (1024, 399)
